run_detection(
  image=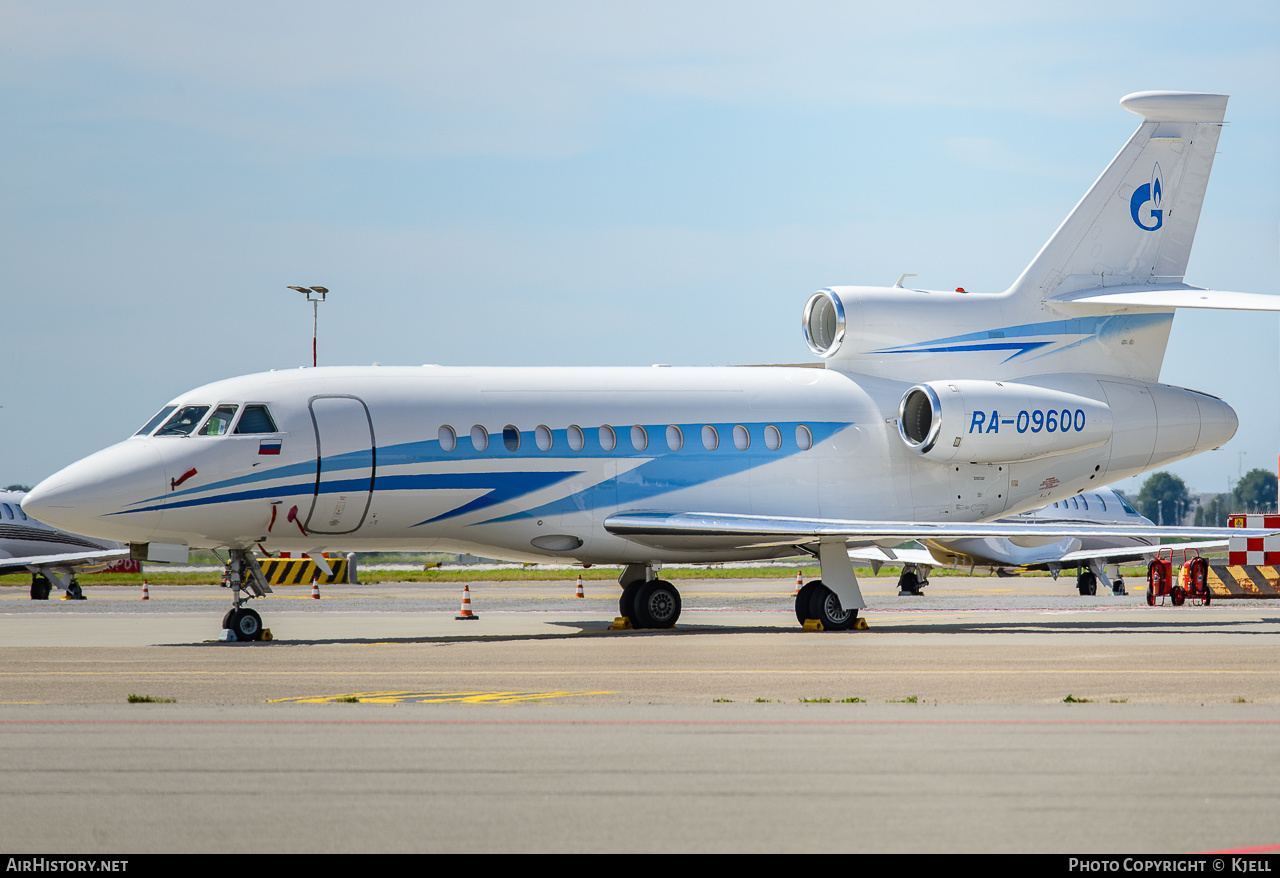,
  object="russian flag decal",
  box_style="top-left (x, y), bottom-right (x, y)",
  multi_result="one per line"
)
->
top-left (259, 440), bottom-right (282, 455)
